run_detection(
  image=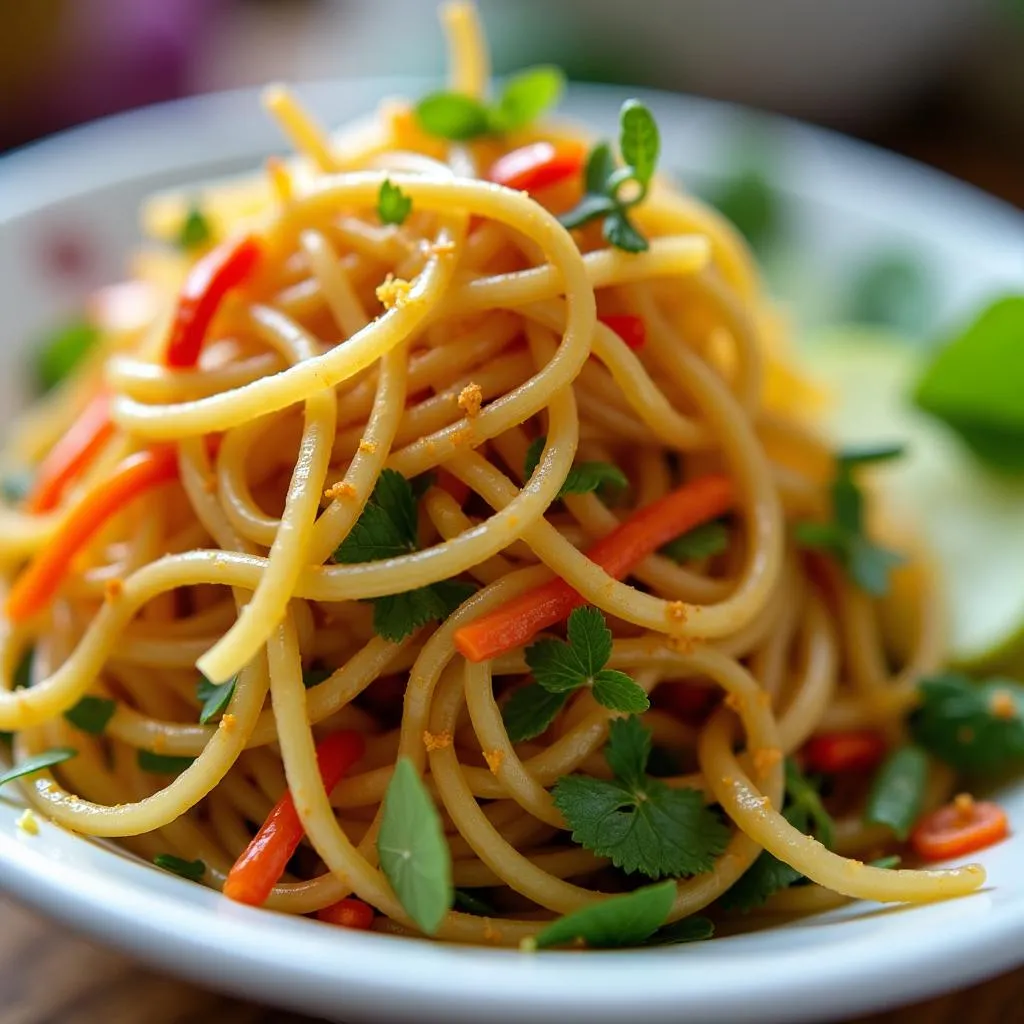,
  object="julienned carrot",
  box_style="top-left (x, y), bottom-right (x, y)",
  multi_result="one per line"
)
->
top-left (223, 731), bottom-right (365, 907)
top-left (26, 393), bottom-right (114, 513)
top-left (6, 447), bottom-right (179, 623)
top-left (453, 473), bottom-right (733, 662)
top-left (911, 795), bottom-right (1009, 862)
top-left (165, 234), bottom-right (262, 368)
top-left (317, 898), bottom-right (375, 930)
